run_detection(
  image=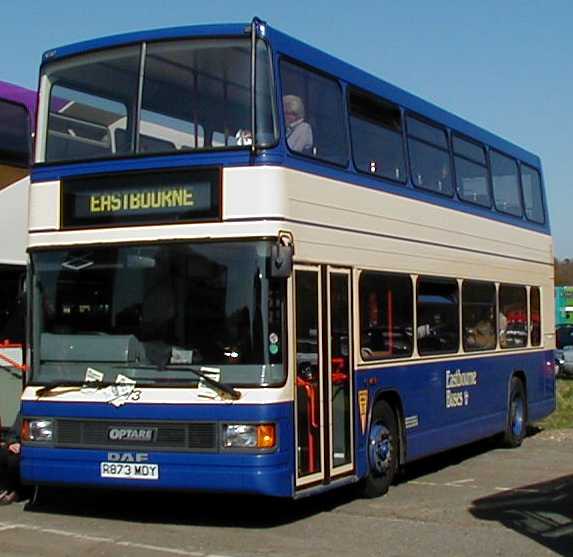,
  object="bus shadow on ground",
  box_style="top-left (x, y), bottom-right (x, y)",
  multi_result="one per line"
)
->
top-left (23, 433), bottom-right (537, 528)
top-left (397, 435), bottom-right (501, 483)
top-left (470, 474), bottom-right (573, 556)
top-left (24, 484), bottom-right (359, 528)
top-left (398, 427), bottom-right (544, 484)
